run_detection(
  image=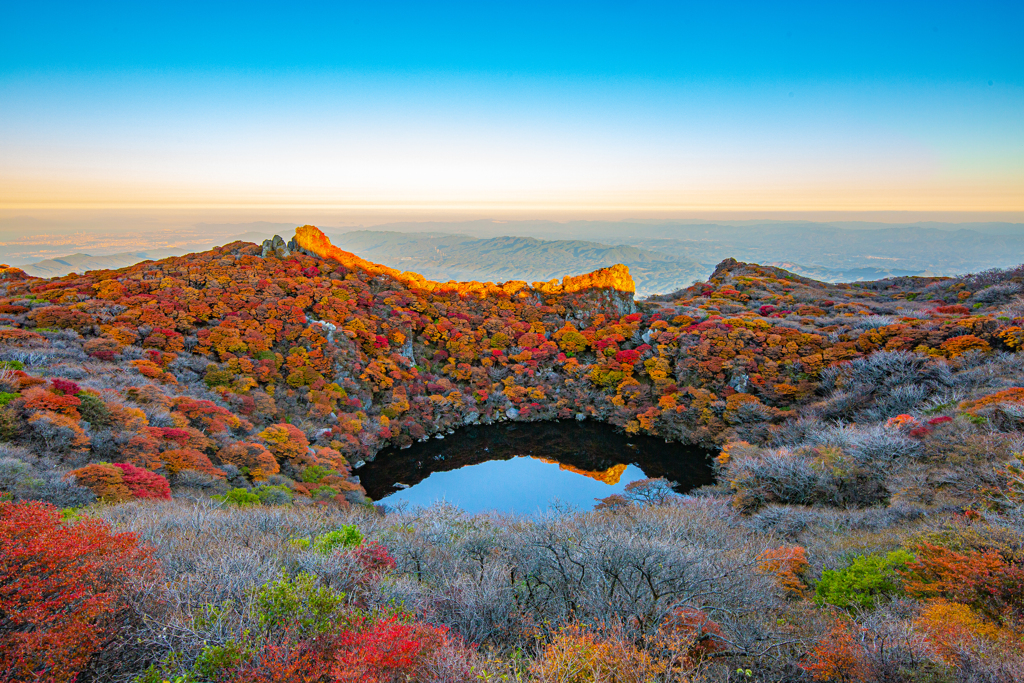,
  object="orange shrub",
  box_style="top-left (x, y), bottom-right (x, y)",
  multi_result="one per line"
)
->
top-left (27, 410), bottom-right (90, 451)
top-left (757, 545), bottom-right (810, 596)
top-left (22, 386), bottom-right (81, 418)
top-left (914, 599), bottom-right (1014, 665)
top-left (66, 463), bottom-right (132, 502)
top-left (217, 442), bottom-right (281, 479)
top-left (260, 423), bottom-right (310, 461)
top-left (531, 624), bottom-right (658, 683)
top-left (901, 542), bottom-right (1024, 624)
top-left (959, 387), bottom-right (1024, 415)
top-left (67, 462), bottom-right (170, 502)
top-left (940, 334), bottom-right (990, 357)
top-left (159, 448), bottom-right (225, 478)
top-left (801, 618), bottom-right (870, 682)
